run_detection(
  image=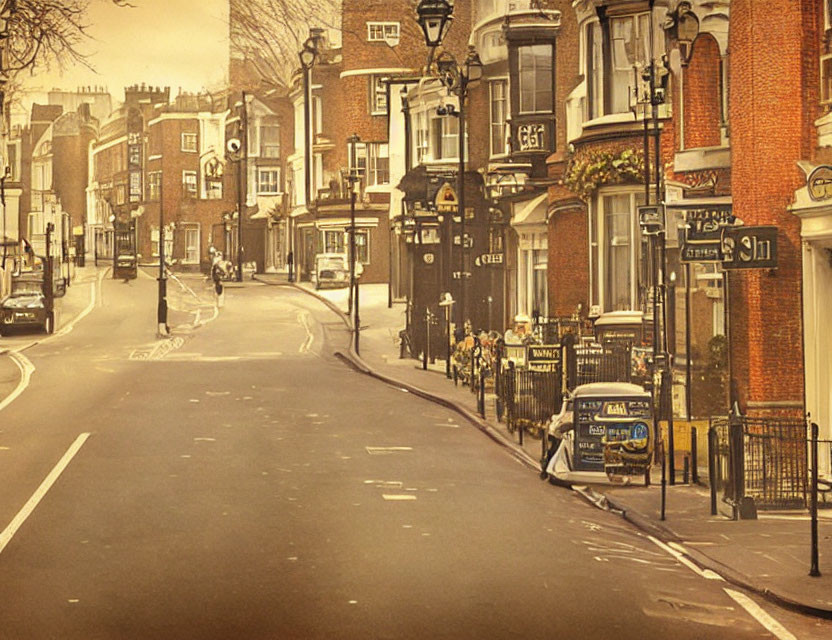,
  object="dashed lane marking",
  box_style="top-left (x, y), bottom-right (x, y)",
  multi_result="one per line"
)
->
top-left (723, 589), bottom-right (797, 640)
